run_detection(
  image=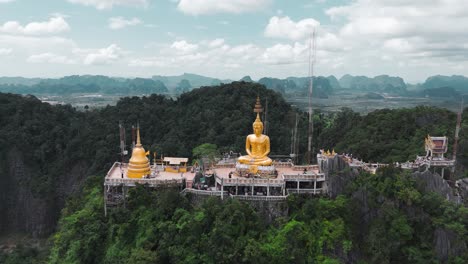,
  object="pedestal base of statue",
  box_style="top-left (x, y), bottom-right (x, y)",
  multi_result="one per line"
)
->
top-left (235, 162), bottom-right (276, 178)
